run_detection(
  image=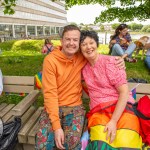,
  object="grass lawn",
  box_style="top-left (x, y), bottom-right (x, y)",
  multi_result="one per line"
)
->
top-left (0, 39), bottom-right (150, 110)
